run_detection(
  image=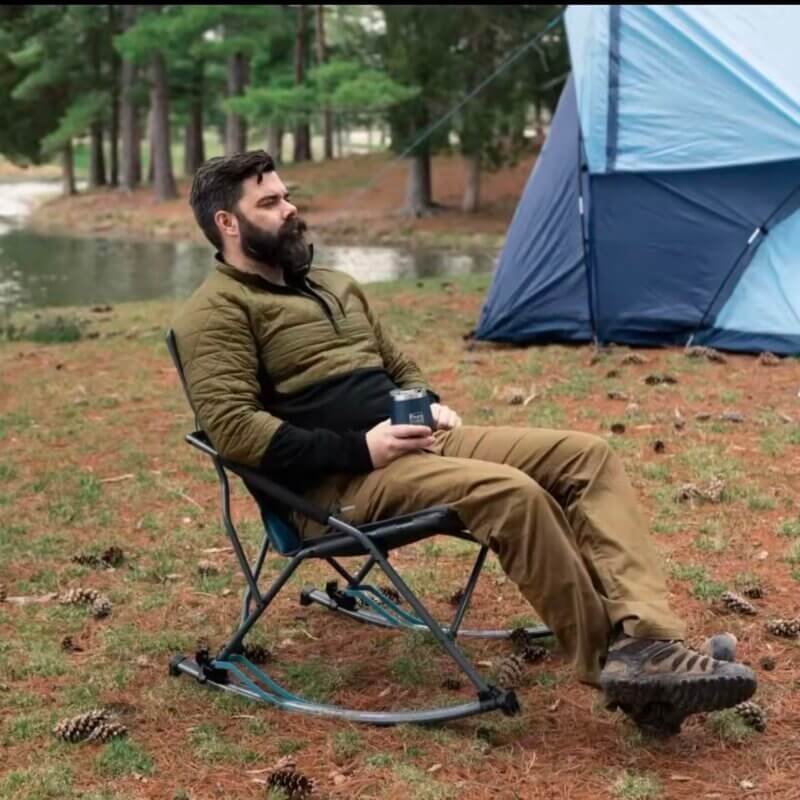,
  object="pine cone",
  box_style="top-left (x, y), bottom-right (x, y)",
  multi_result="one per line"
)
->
top-left (91, 596), bottom-right (112, 619)
top-left (86, 721), bottom-right (128, 742)
top-left (720, 591), bottom-right (757, 616)
top-left (101, 546), bottom-right (124, 567)
top-left (448, 587), bottom-right (465, 607)
top-left (492, 653), bottom-right (526, 689)
top-left (509, 628), bottom-right (549, 663)
top-left (242, 643), bottom-right (271, 665)
top-left (766, 618), bottom-right (800, 638)
top-left (686, 346), bottom-right (726, 362)
top-left (378, 585), bottom-right (402, 605)
top-left (72, 553), bottom-right (104, 568)
top-left (266, 769), bottom-right (315, 800)
top-left (61, 636), bottom-right (83, 653)
top-left (621, 353), bottom-right (647, 365)
top-left (53, 709), bottom-right (111, 742)
top-left (520, 644), bottom-right (549, 664)
top-left (758, 351), bottom-right (780, 367)
top-left (742, 585), bottom-right (765, 600)
top-left (59, 587), bottom-right (101, 606)
top-left (733, 701), bottom-right (766, 732)
top-left (509, 627), bottom-right (531, 647)
top-left (196, 560), bottom-right (219, 577)
top-left (675, 478), bottom-right (725, 504)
